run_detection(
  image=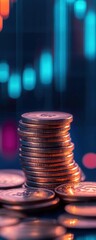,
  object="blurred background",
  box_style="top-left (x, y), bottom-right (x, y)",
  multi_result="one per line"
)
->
top-left (0, 0), bottom-right (96, 180)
